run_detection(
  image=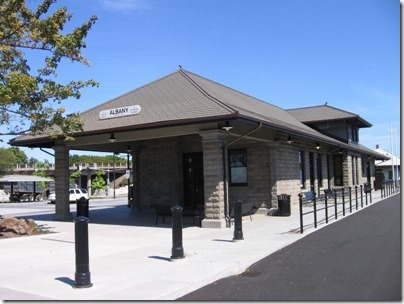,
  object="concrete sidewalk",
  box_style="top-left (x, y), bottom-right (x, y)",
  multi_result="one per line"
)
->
top-left (0, 190), bottom-right (392, 300)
